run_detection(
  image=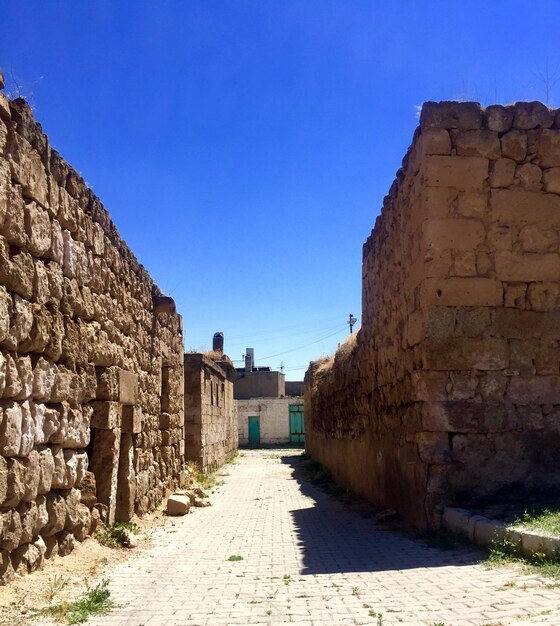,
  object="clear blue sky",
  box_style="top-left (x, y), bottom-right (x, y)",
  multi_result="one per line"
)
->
top-left (2, 1), bottom-right (560, 377)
